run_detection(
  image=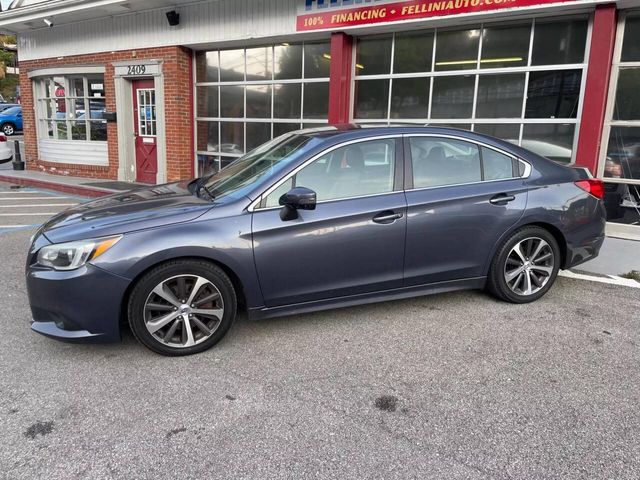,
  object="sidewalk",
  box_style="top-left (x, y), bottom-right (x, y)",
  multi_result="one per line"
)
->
top-left (0, 167), bottom-right (121, 197)
top-left (575, 236), bottom-right (640, 278)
